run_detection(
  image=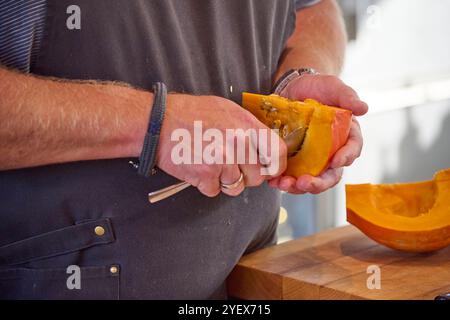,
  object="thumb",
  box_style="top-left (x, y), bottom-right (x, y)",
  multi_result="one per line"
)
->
top-left (283, 74), bottom-right (369, 116)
